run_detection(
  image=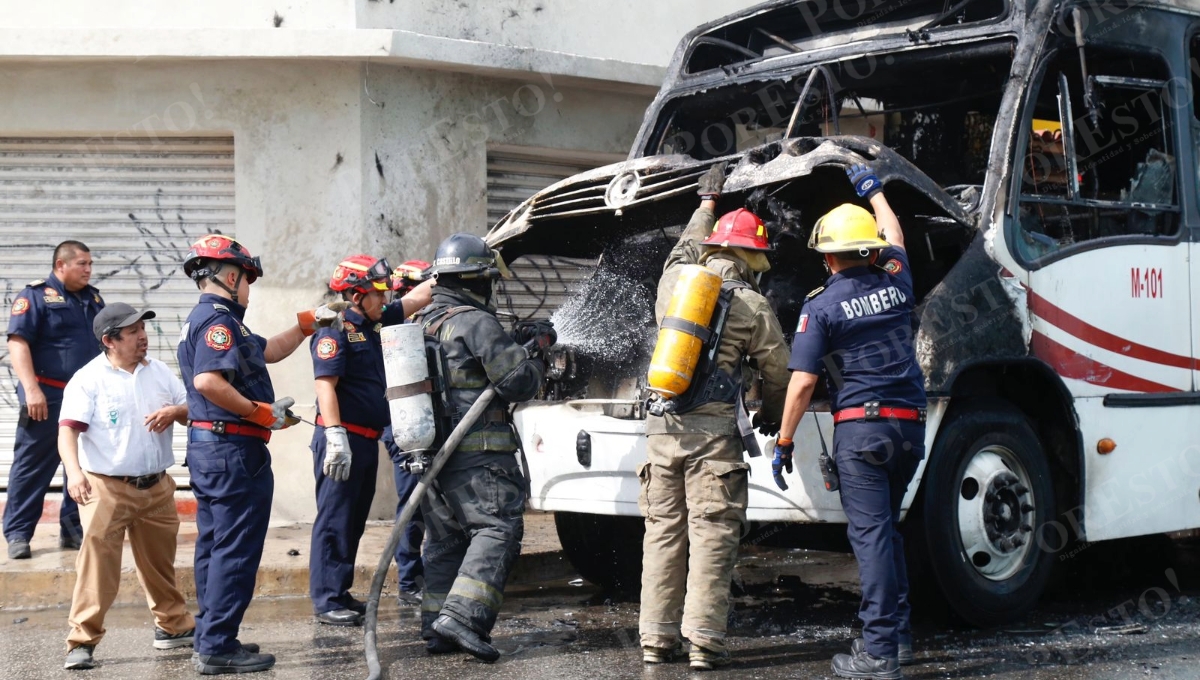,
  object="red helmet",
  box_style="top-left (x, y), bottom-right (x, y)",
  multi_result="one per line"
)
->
top-left (183, 235), bottom-right (263, 283)
top-left (390, 259), bottom-right (431, 293)
top-left (330, 254), bottom-right (392, 294)
top-left (700, 209), bottom-right (771, 252)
